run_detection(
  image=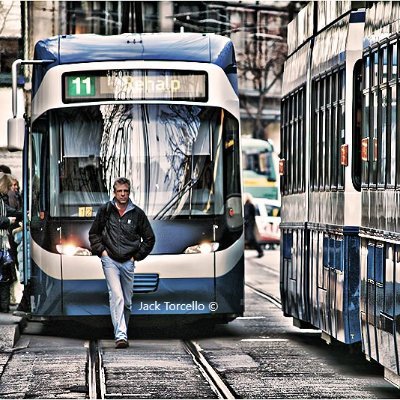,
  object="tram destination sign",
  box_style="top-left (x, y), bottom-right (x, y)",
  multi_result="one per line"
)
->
top-left (63, 69), bottom-right (208, 103)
